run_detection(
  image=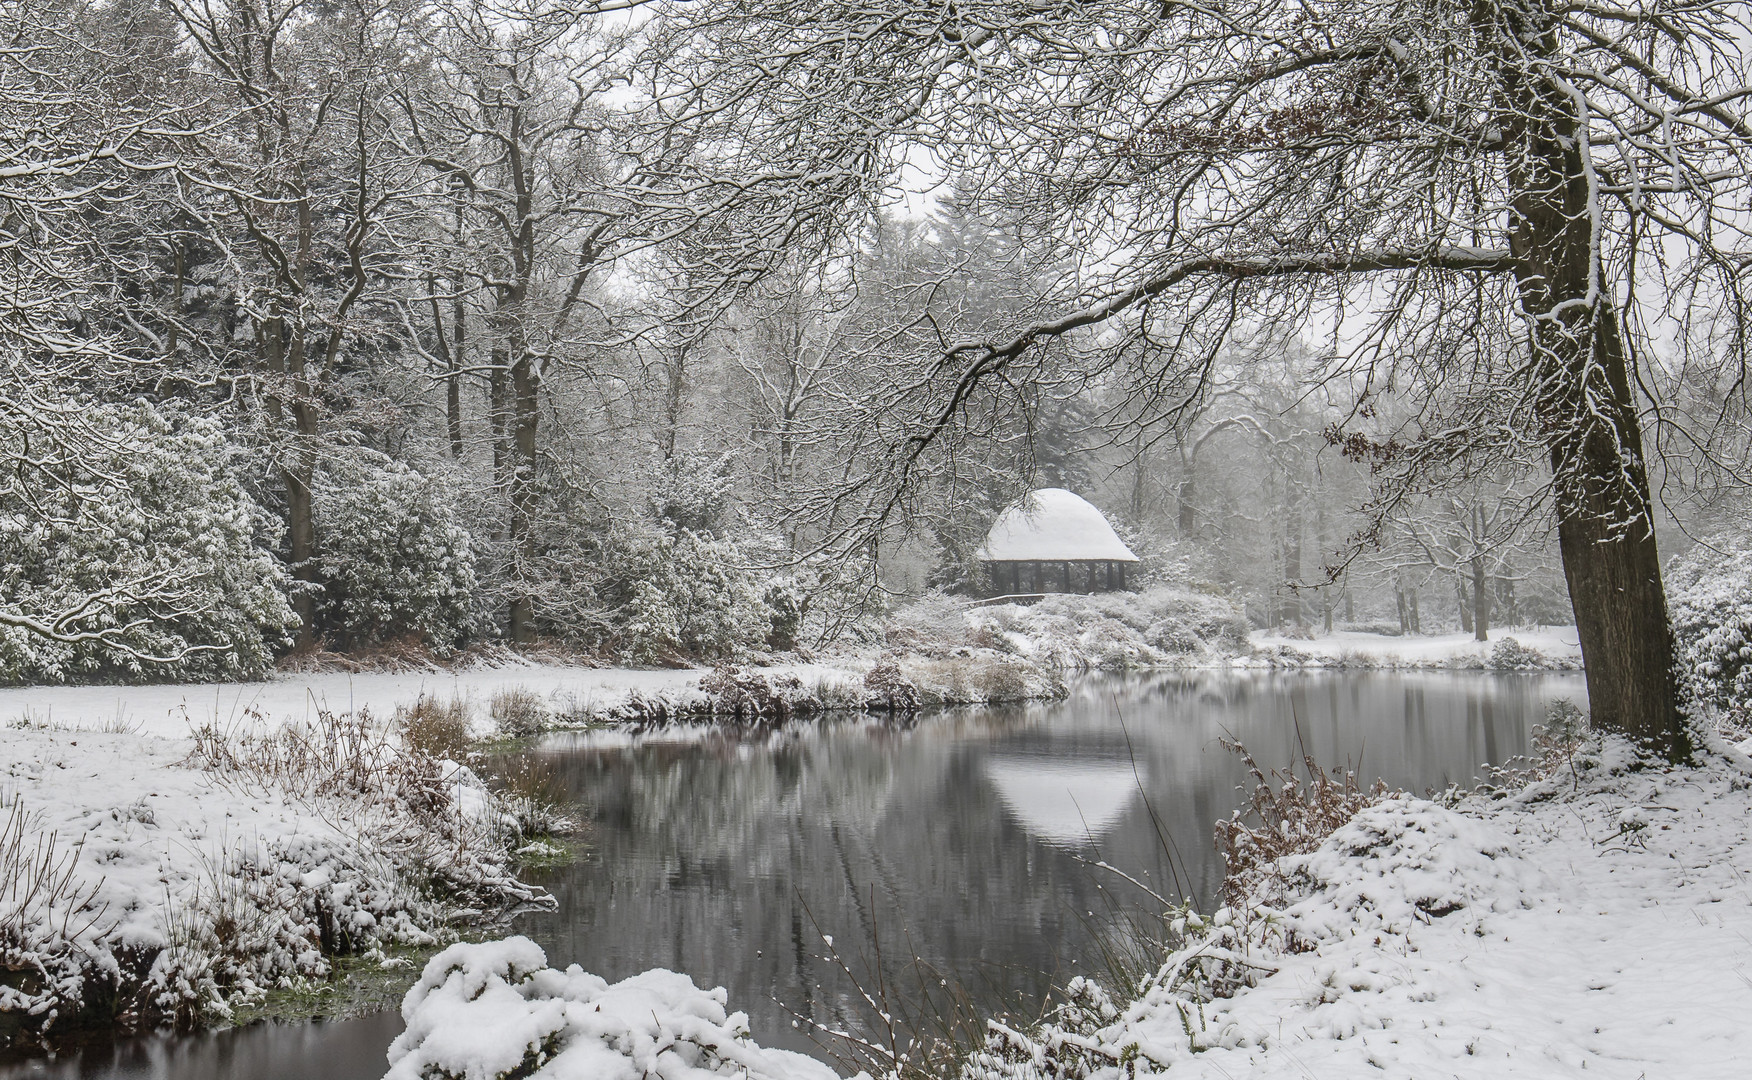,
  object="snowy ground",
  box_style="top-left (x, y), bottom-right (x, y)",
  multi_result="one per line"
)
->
top-left (1248, 625), bottom-right (1584, 669)
top-left (965, 734), bottom-right (1752, 1080)
top-left (383, 734), bottom-right (1752, 1080)
top-left (1, 696), bottom-right (544, 1044)
top-left (0, 665), bottom-right (791, 739)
